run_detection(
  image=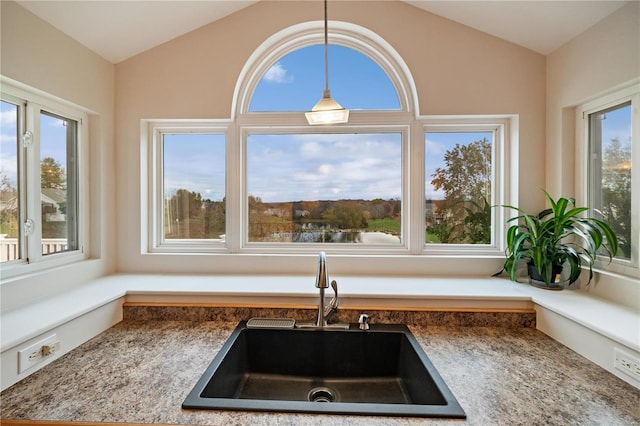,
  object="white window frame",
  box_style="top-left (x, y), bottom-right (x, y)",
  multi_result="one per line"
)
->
top-left (144, 120), bottom-right (231, 253)
top-left (575, 80), bottom-right (640, 278)
top-left (422, 116), bottom-right (516, 257)
top-left (239, 124), bottom-right (410, 255)
top-left (141, 22), bottom-right (518, 263)
top-left (0, 78), bottom-right (89, 279)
